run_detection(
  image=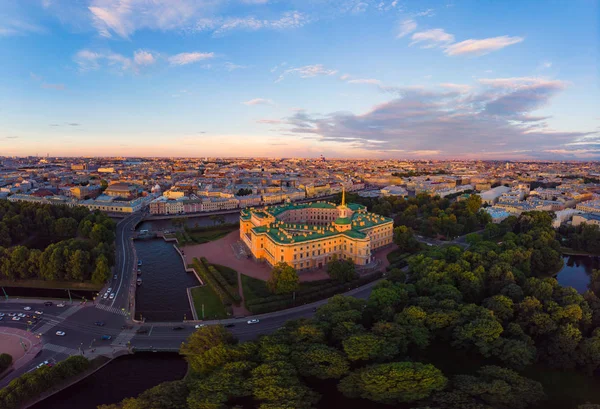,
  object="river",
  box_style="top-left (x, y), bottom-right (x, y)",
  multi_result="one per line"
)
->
top-left (30, 353), bottom-right (187, 409)
top-left (556, 255), bottom-right (600, 293)
top-left (134, 239), bottom-right (199, 322)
